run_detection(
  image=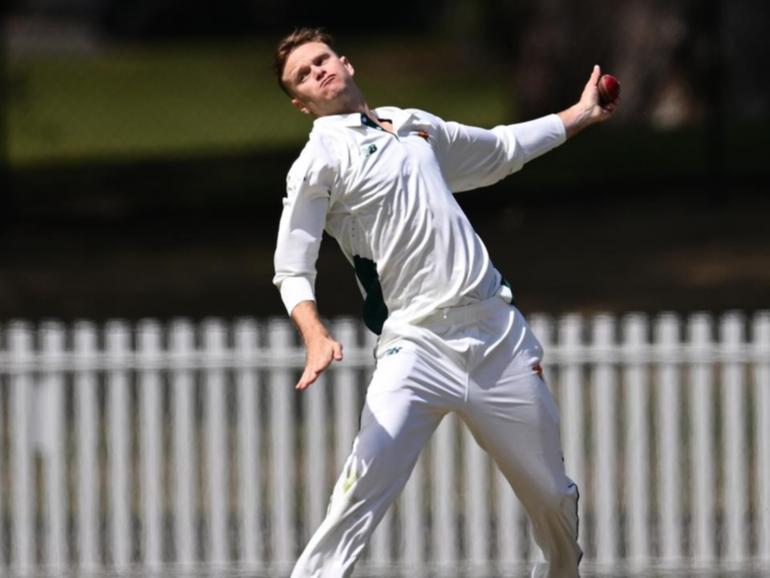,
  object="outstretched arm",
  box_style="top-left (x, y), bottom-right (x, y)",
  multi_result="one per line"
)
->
top-left (427, 64), bottom-right (618, 192)
top-left (558, 65), bottom-right (617, 139)
top-left (291, 300), bottom-right (343, 390)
